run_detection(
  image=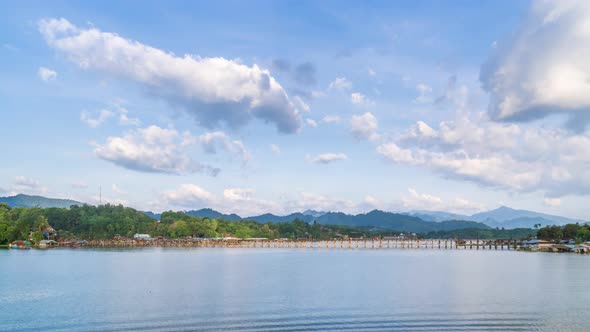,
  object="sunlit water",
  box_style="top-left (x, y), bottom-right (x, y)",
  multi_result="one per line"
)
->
top-left (1, 248), bottom-right (589, 331)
